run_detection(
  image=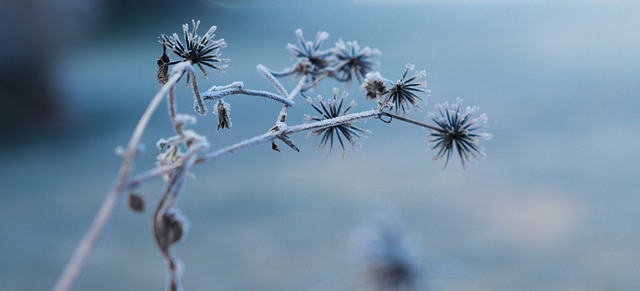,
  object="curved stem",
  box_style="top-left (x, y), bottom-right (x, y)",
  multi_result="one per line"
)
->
top-left (266, 66), bottom-right (297, 77)
top-left (153, 171), bottom-right (181, 290)
top-left (53, 62), bottom-right (192, 291)
top-left (152, 143), bottom-right (205, 291)
top-left (190, 71), bottom-right (205, 115)
top-left (202, 87), bottom-right (294, 107)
